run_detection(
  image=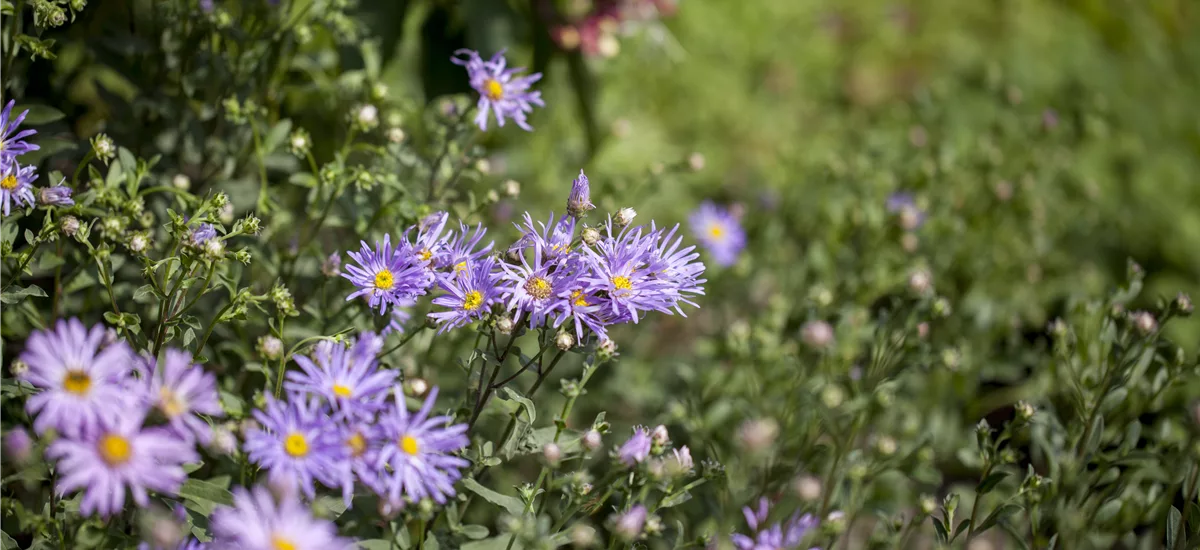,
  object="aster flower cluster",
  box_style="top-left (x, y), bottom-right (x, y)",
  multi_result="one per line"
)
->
top-left (343, 170), bottom-right (706, 344)
top-left (244, 331), bottom-right (469, 510)
top-left (614, 424), bottom-right (694, 479)
top-left (0, 100), bottom-right (75, 216)
top-left (15, 318), bottom-right (221, 517)
top-left (730, 497), bottom-right (820, 550)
